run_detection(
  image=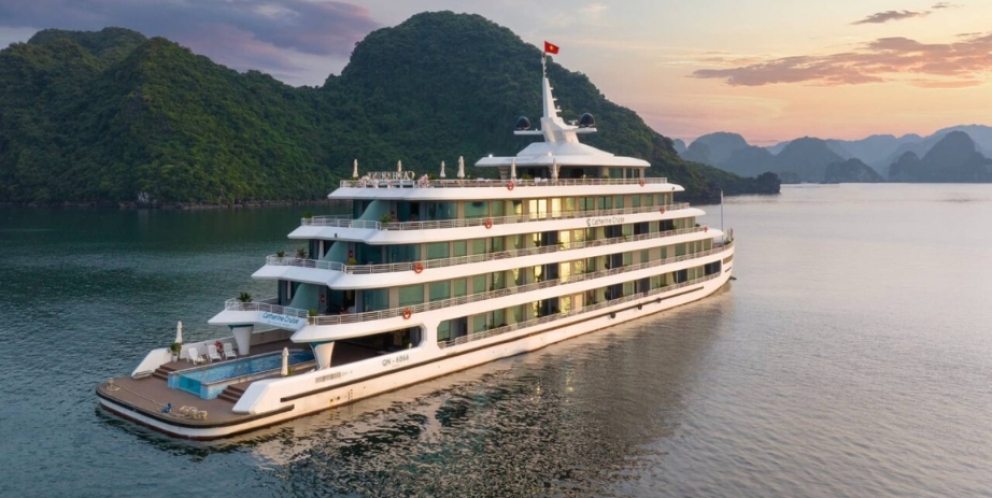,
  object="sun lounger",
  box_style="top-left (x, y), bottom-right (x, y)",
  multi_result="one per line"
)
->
top-left (186, 346), bottom-right (203, 365)
top-left (223, 342), bottom-right (237, 359)
top-left (207, 344), bottom-right (222, 362)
